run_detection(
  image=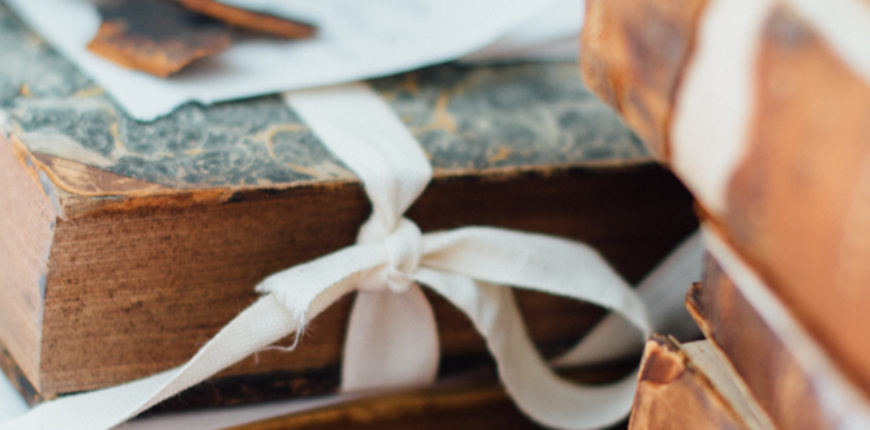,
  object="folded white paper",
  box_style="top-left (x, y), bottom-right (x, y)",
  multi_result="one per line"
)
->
top-left (5, 0), bottom-right (580, 121)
